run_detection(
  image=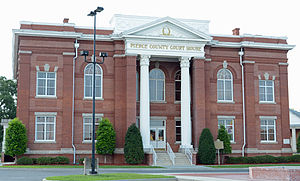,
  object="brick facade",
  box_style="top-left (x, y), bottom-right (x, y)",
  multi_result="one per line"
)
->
top-left (12, 15), bottom-right (294, 164)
